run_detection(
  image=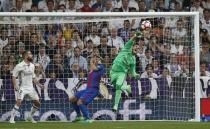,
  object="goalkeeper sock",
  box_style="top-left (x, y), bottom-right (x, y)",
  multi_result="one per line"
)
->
top-left (30, 105), bottom-right (39, 116)
top-left (72, 103), bottom-right (81, 117)
top-left (79, 104), bottom-right (90, 120)
top-left (113, 89), bottom-right (122, 110)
